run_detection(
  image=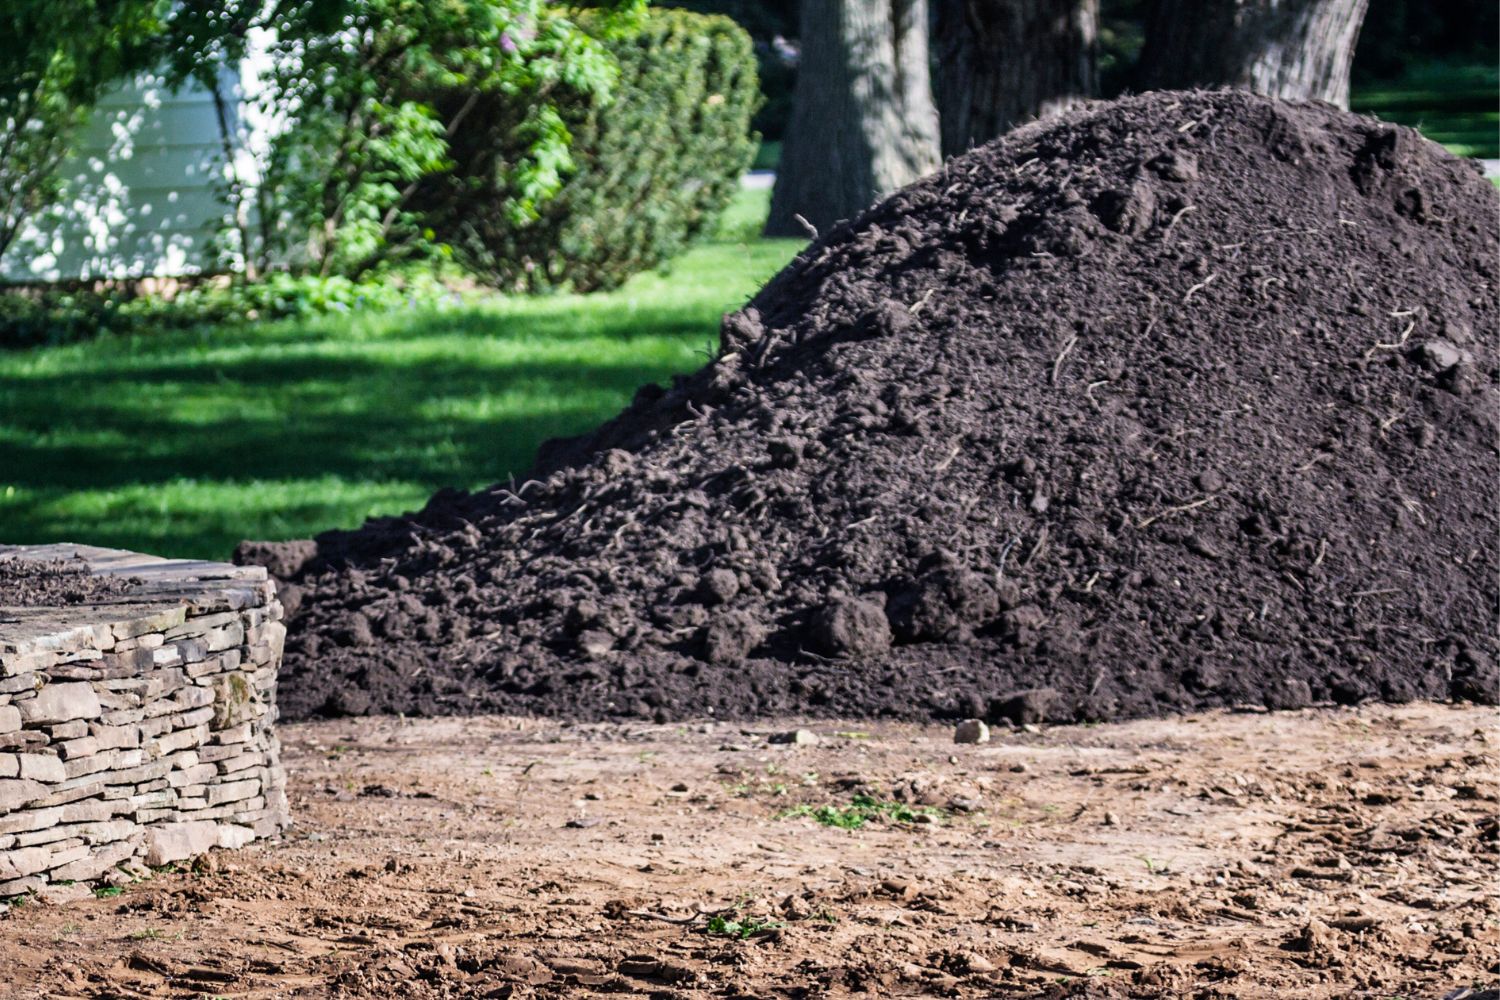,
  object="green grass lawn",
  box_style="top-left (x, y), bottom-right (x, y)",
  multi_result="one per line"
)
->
top-left (1352, 61), bottom-right (1499, 160)
top-left (0, 191), bottom-right (803, 560)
